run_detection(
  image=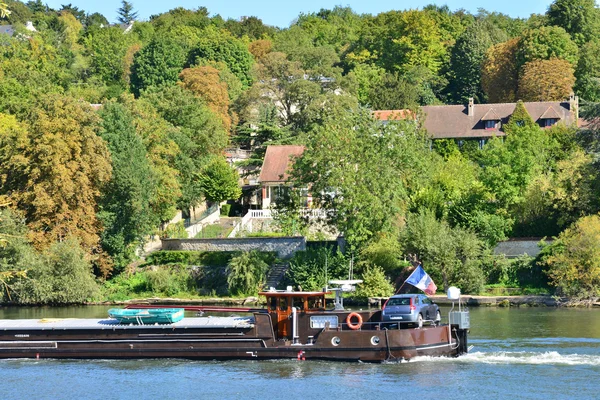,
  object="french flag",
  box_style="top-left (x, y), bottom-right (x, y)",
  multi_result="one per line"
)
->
top-left (405, 265), bottom-right (437, 295)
